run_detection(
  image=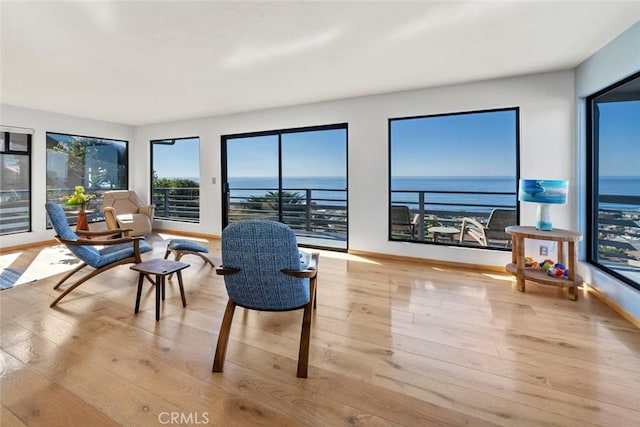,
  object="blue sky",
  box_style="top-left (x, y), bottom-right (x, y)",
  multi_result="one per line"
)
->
top-left (391, 109), bottom-right (517, 177)
top-left (226, 129), bottom-right (347, 178)
top-left (152, 138), bottom-right (200, 179)
top-left (598, 100), bottom-right (640, 177)
top-left (151, 101), bottom-right (637, 181)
